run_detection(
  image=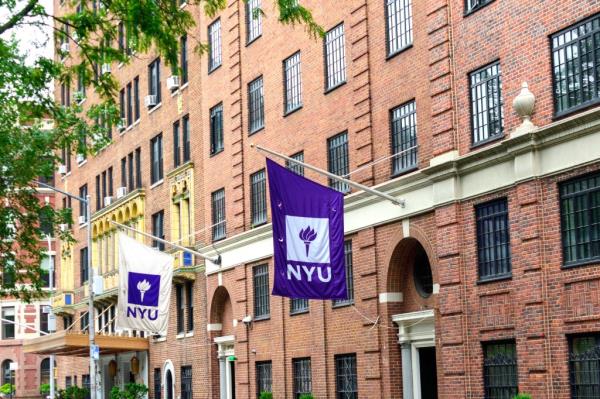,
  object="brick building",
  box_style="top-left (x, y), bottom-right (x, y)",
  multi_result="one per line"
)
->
top-left (33, 0), bottom-right (600, 398)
